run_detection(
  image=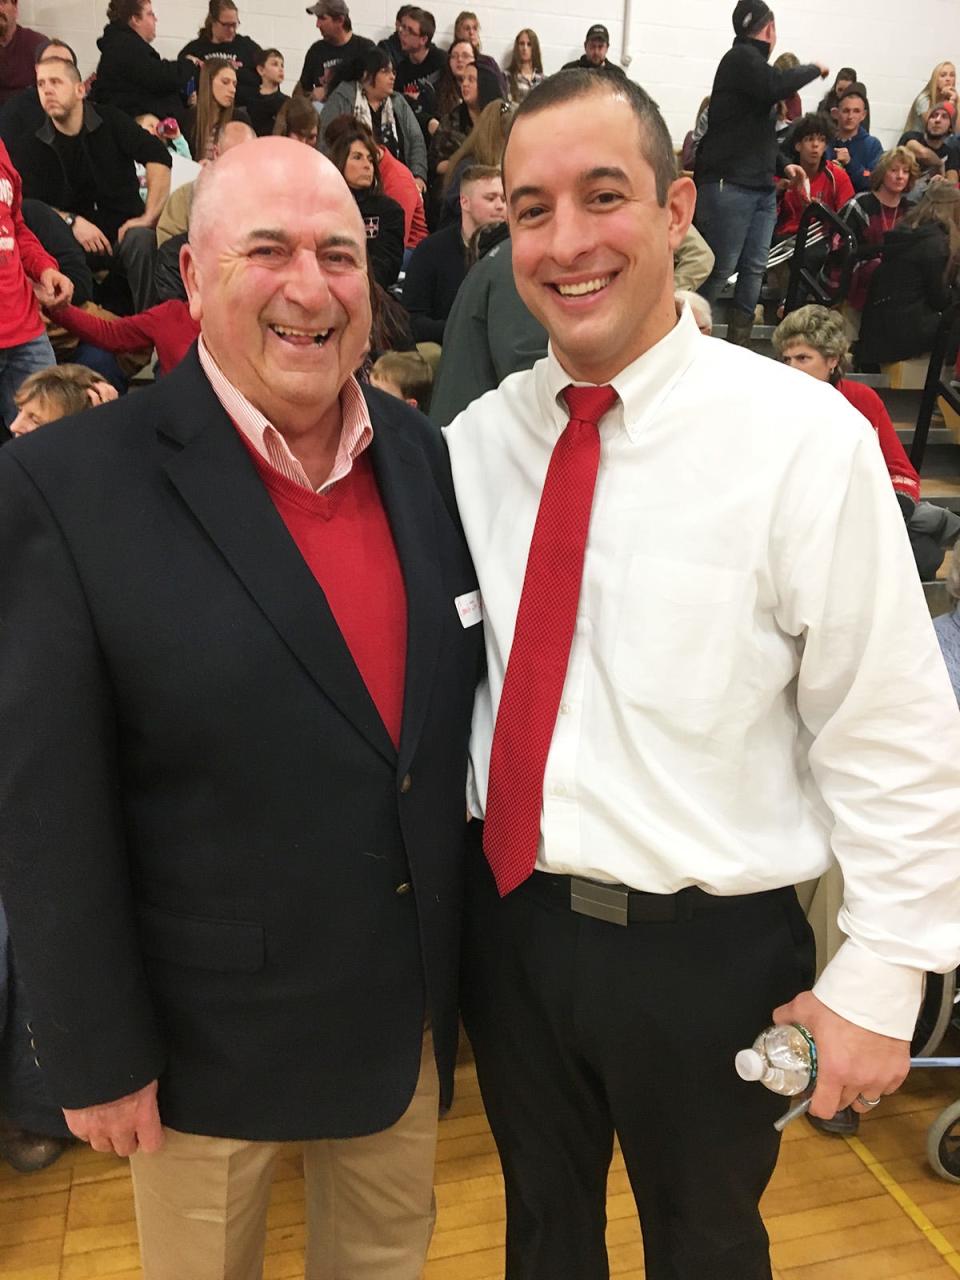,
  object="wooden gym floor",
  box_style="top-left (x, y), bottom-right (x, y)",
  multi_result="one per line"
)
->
top-left (2, 1044), bottom-right (960, 1280)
